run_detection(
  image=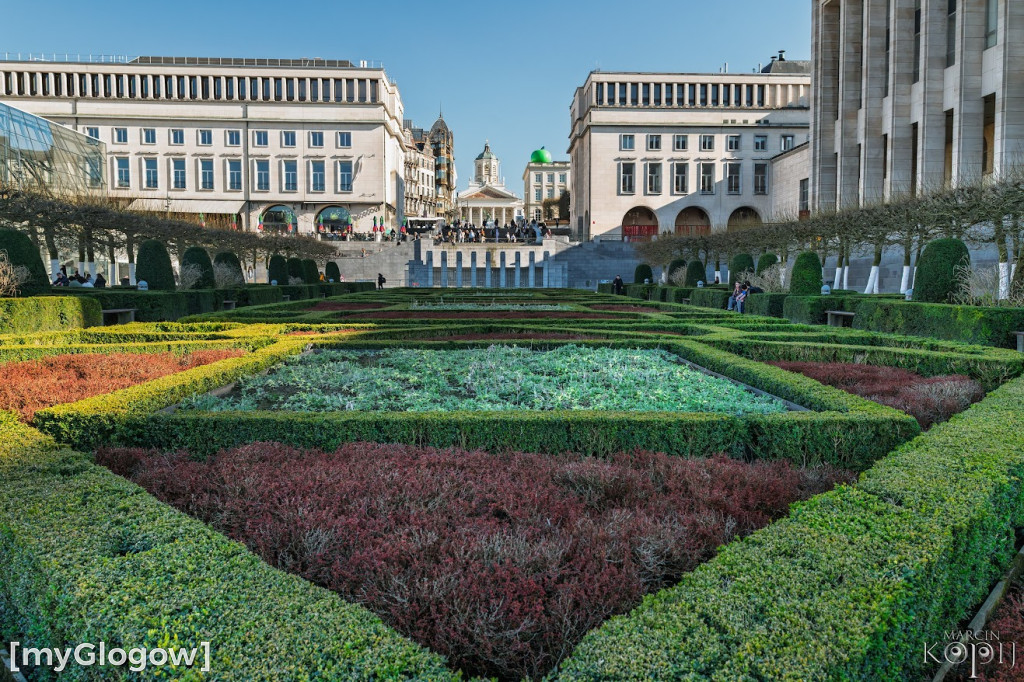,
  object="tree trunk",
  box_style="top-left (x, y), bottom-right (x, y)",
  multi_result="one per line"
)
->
top-left (833, 241), bottom-right (844, 289)
top-left (994, 214), bottom-right (1010, 299)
